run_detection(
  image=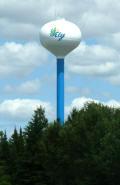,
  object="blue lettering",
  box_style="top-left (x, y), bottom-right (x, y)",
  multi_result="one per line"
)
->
top-left (58, 32), bottom-right (61, 37)
top-left (59, 34), bottom-right (65, 40)
top-left (55, 32), bottom-right (59, 37)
